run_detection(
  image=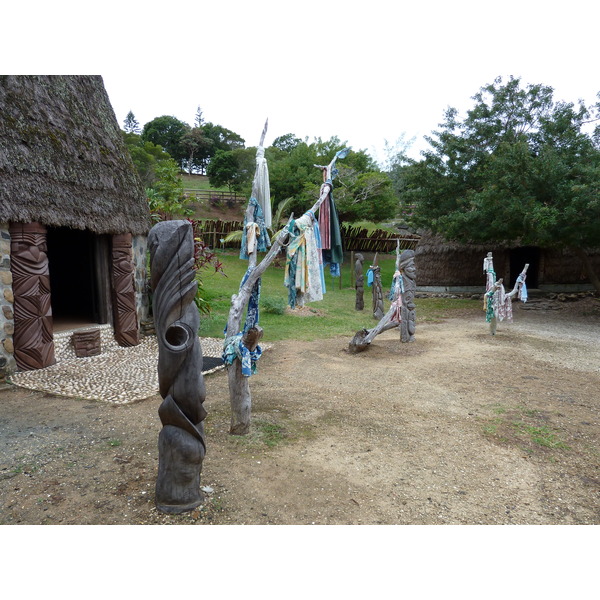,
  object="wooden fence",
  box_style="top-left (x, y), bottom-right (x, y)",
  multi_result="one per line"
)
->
top-left (184, 189), bottom-right (246, 207)
top-left (194, 219), bottom-right (420, 254)
top-left (341, 224), bottom-right (420, 253)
